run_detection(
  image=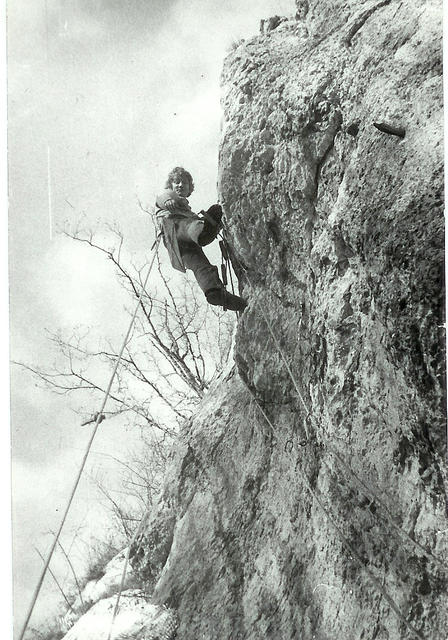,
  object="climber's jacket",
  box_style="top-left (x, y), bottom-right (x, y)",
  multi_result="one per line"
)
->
top-left (155, 189), bottom-right (204, 272)
top-left (155, 189), bottom-right (222, 272)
